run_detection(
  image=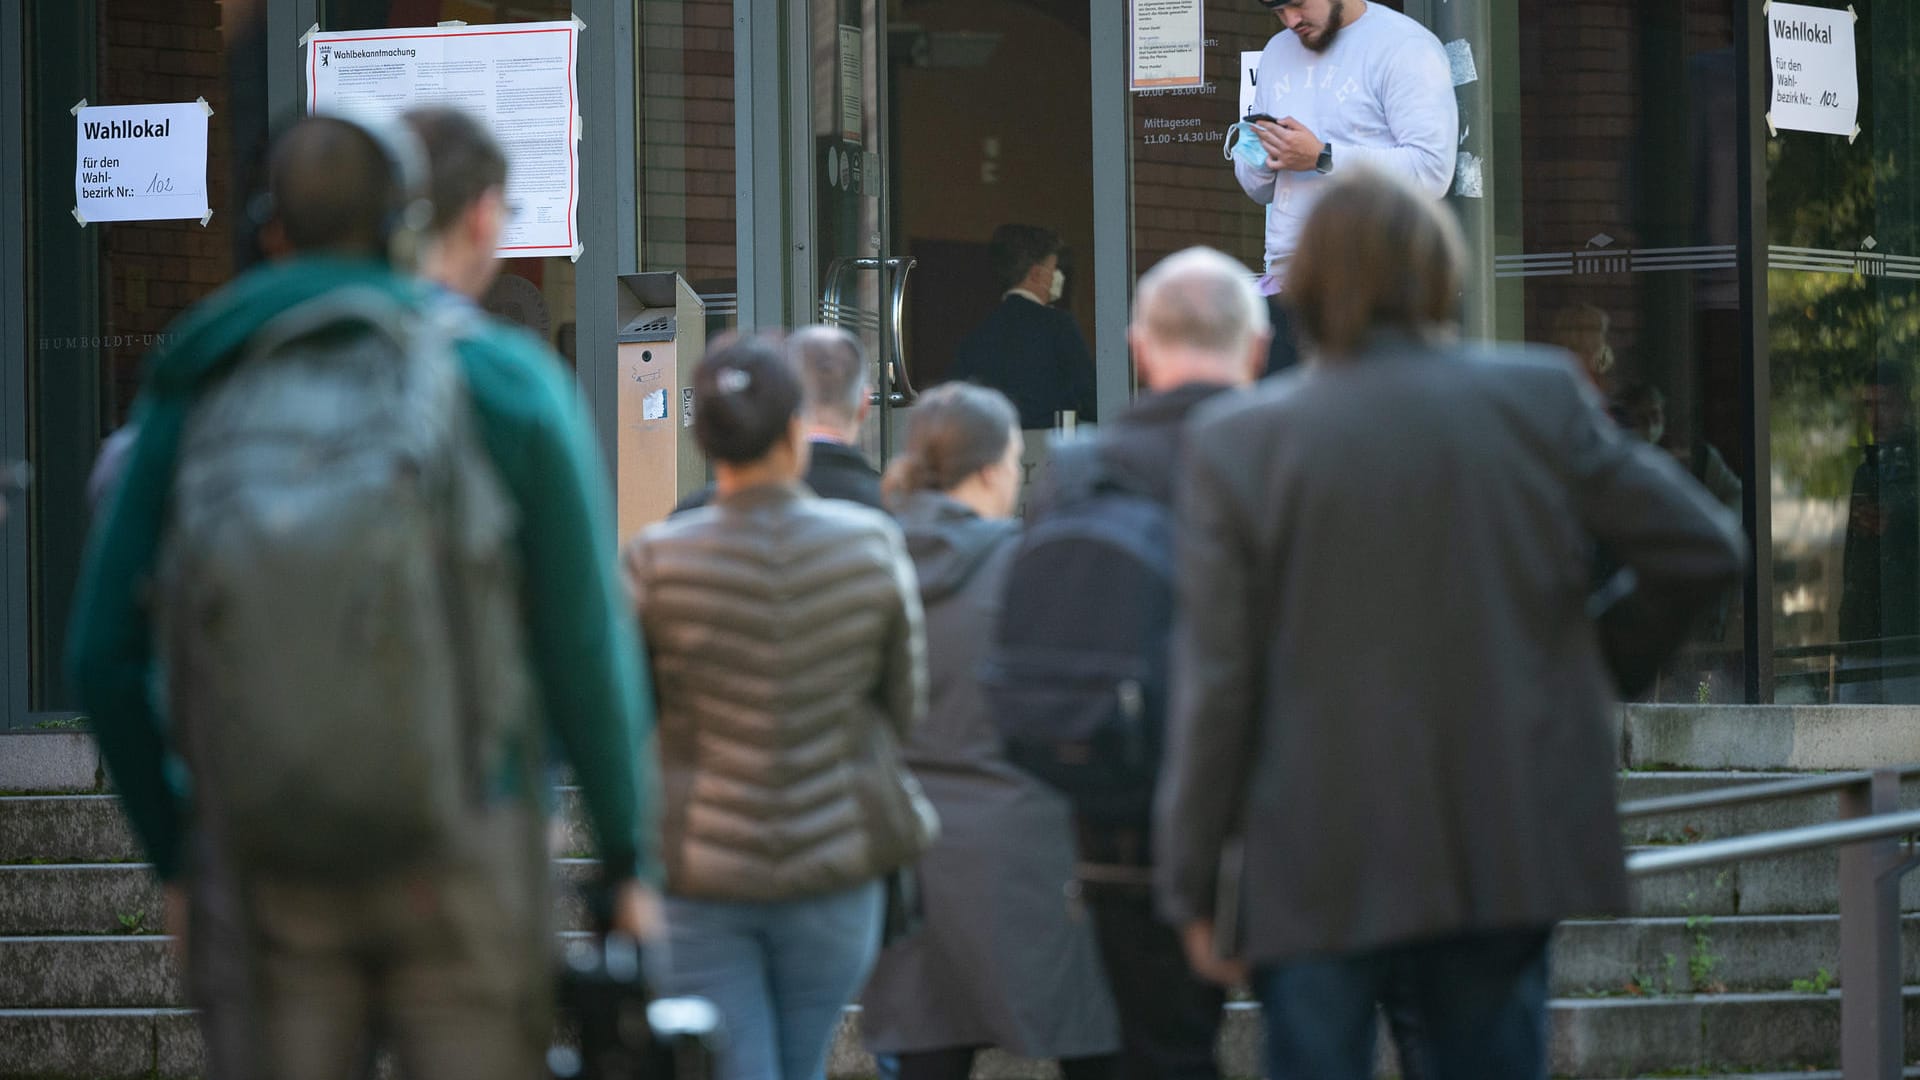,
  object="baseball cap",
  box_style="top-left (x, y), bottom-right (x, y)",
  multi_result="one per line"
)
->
top-left (1258, 0), bottom-right (1299, 8)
